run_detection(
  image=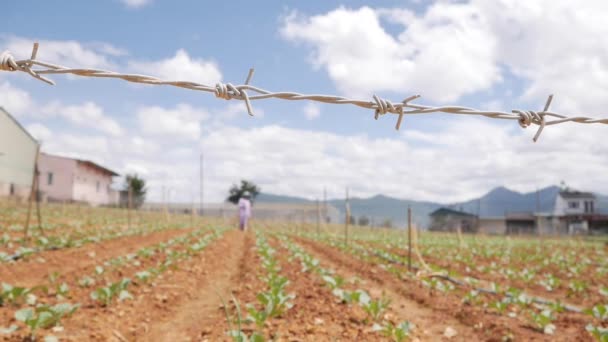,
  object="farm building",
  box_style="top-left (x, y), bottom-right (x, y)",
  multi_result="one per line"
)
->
top-left (475, 190), bottom-right (608, 235)
top-left (38, 153), bottom-right (120, 206)
top-left (0, 107), bottom-right (39, 200)
top-left (428, 207), bottom-right (478, 233)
